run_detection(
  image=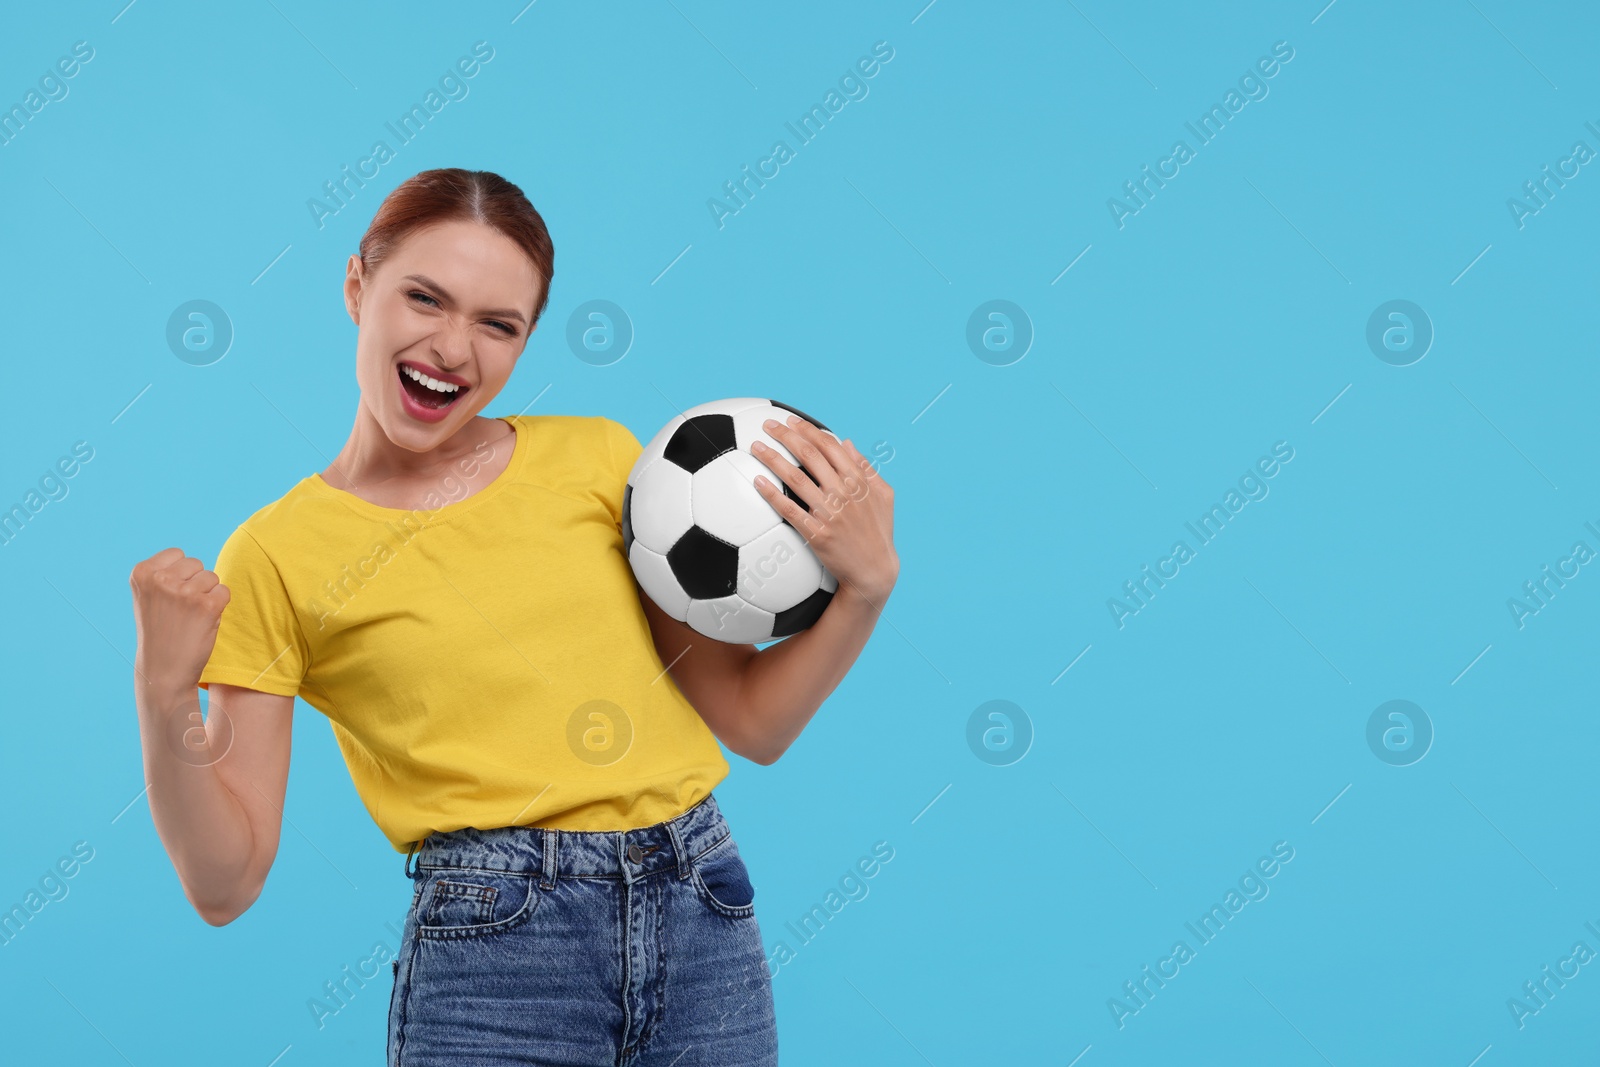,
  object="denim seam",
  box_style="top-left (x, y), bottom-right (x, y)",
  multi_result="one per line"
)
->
top-left (417, 864), bottom-right (700, 881)
top-left (413, 832), bottom-right (731, 880)
top-left (416, 875), bottom-right (540, 940)
top-left (541, 828), bottom-right (558, 890)
top-left (690, 865), bottom-right (755, 918)
top-left (428, 880), bottom-right (497, 926)
top-left (618, 854), bottom-right (635, 1059)
top-left (415, 862), bottom-right (523, 875)
top-left (689, 831), bottom-right (733, 864)
top-left (687, 835), bottom-right (755, 918)
top-left (634, 875), bottom-right (670, 1056)
top-left (665, 817), bottom-right (691, 881)
top-left (393, 922), bottom-right (421, 1066)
